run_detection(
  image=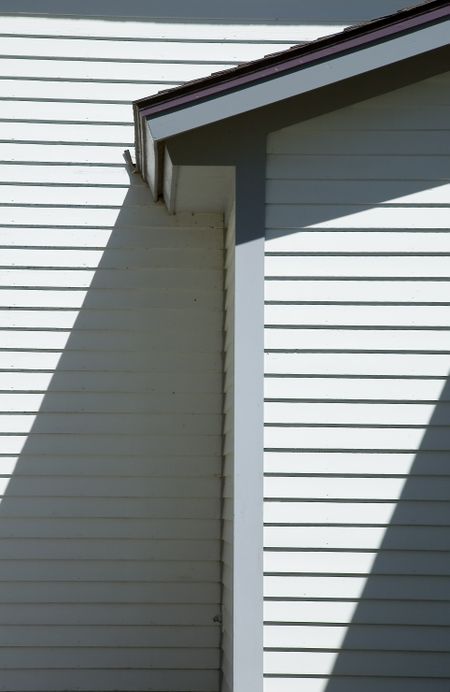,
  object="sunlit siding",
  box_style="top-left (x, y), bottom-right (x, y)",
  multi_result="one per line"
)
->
top-left (0, 207), bottom-right (225, 692)
top-left (264, 72), bottom-right (450, 692)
